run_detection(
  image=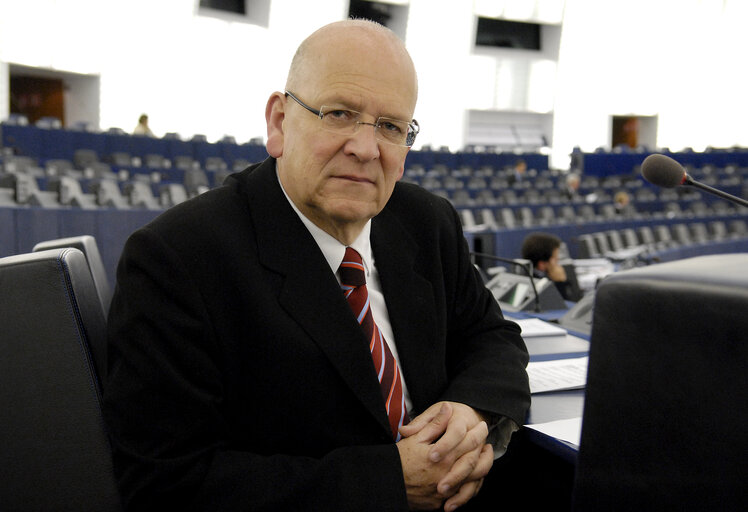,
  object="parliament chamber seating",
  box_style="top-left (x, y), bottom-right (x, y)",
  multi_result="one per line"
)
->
top-left (2, 119), bottom-right (748, 511)
top-left (2, 118), bottom-right (748, 280)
